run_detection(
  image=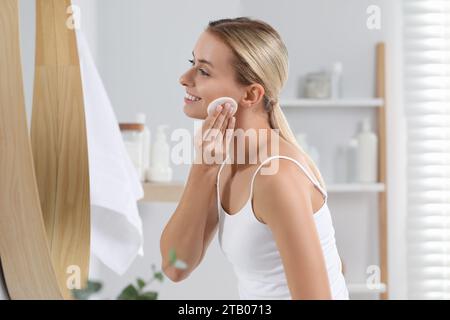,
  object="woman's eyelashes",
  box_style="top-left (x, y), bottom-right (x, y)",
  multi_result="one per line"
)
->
top-left (188, 59), bottom-right (210, 77)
